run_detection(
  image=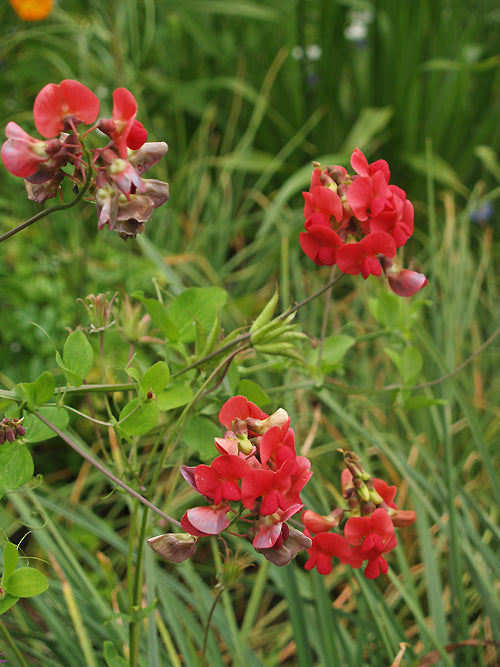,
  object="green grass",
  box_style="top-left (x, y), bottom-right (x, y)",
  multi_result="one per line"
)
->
top-left (0, 1), bottom-right (499, 665)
